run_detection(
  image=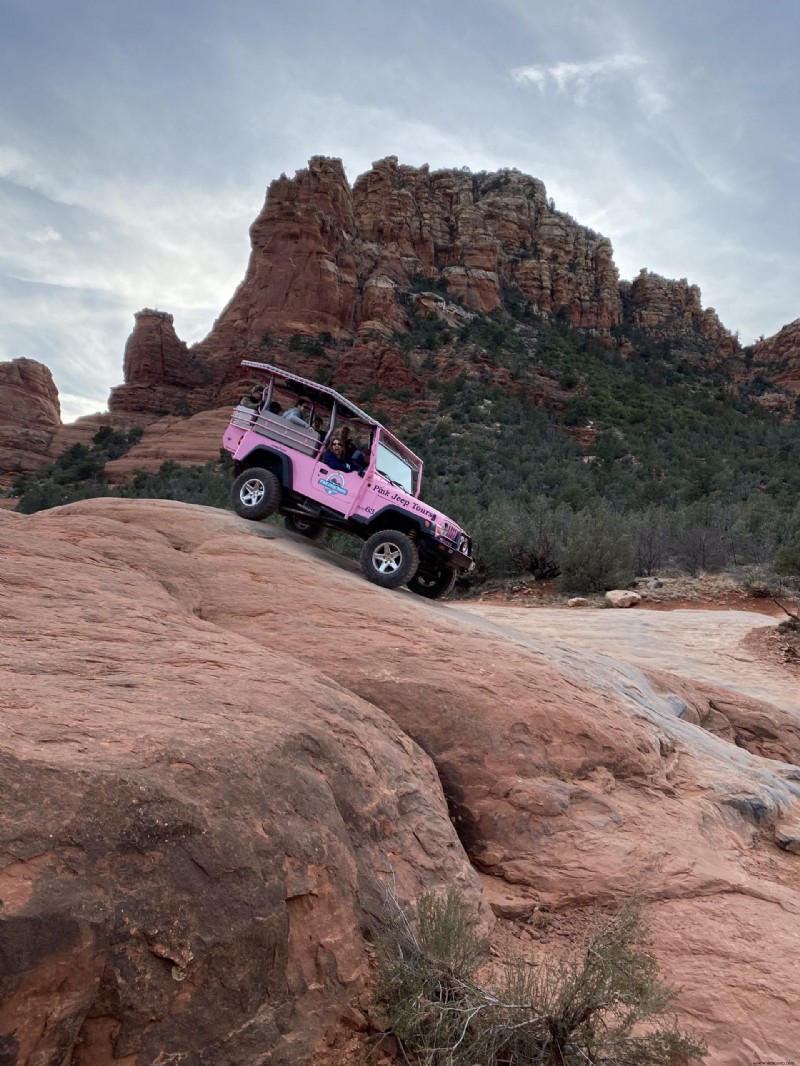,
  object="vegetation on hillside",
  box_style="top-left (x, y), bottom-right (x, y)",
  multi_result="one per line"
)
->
top-left (11, 426), bottom-right (231, 514)
top-left (382, 303), bottom-right (800, 586)
top-left (11, 426), bottom-right (144, 513)
top-left (7, 299), bottom-right (800, 594)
